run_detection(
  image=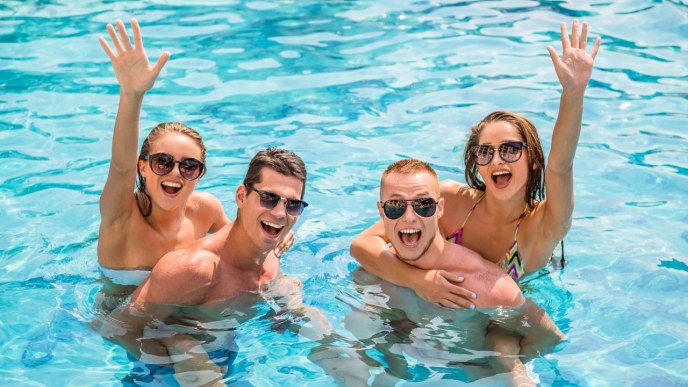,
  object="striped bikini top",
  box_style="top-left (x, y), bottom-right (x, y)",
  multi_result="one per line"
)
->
top-left (446, 194), bottom-right (526, 283)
